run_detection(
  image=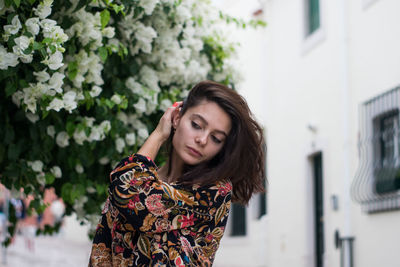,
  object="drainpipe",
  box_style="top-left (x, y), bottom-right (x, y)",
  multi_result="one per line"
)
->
top-left (338, 0), bottom-right (355, 266)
